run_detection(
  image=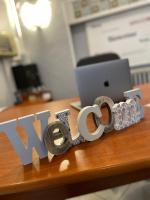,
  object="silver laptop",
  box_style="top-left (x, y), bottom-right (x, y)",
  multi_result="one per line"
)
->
top-left (71, 59), bottom-right (132, 110)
